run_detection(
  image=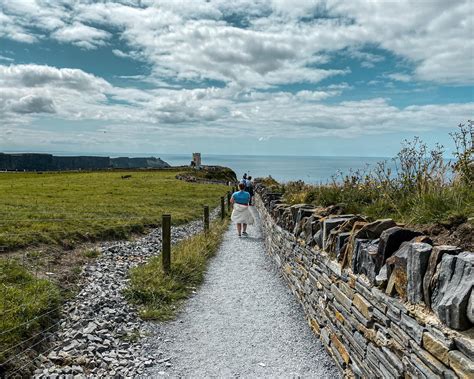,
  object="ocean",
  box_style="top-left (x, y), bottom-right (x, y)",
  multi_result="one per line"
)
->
top-left (160, 154), bottom-right (391, 184)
